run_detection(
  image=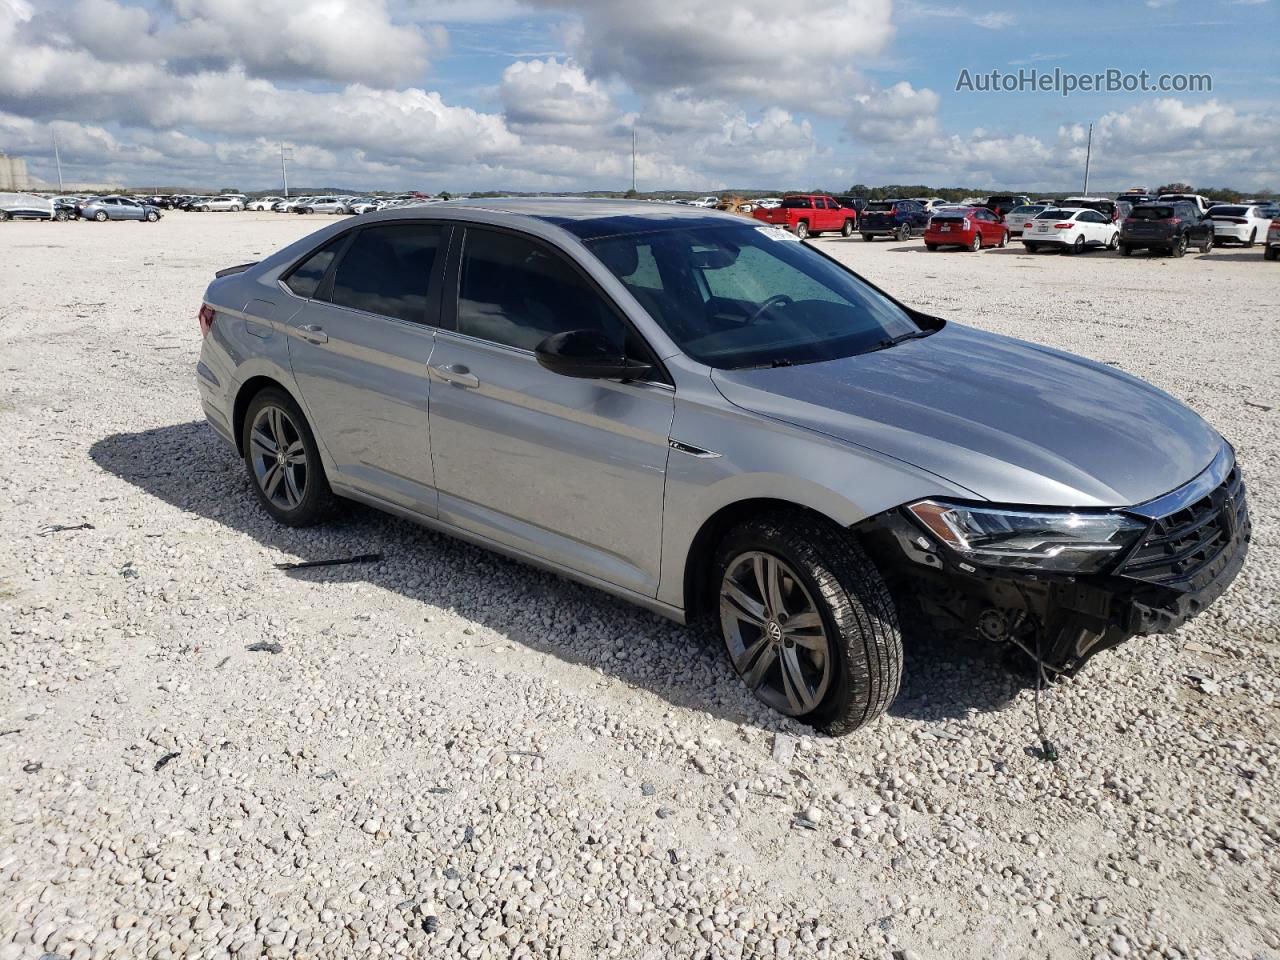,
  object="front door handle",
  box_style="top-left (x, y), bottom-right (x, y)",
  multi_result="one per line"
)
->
top-left (430, 363), bottom-right (479, 388)
top-left (299, 324), bottom-right (328, 344)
